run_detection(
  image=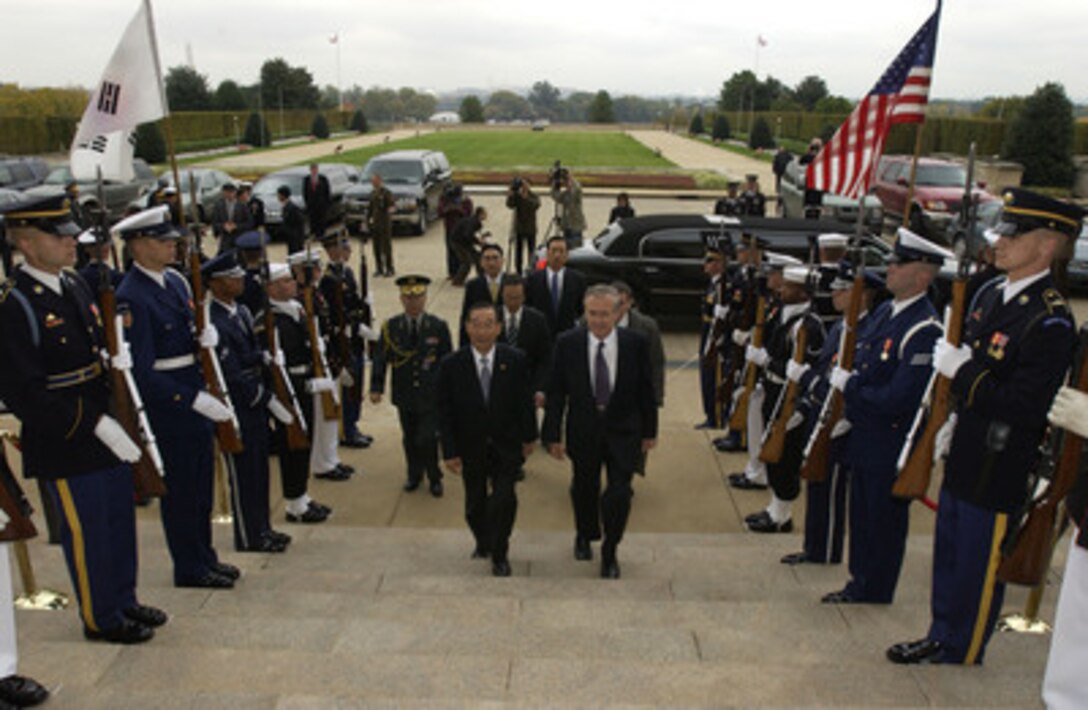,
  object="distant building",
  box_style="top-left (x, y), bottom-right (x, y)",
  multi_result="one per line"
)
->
top-left (429, 111), bottom-right (461, 124)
